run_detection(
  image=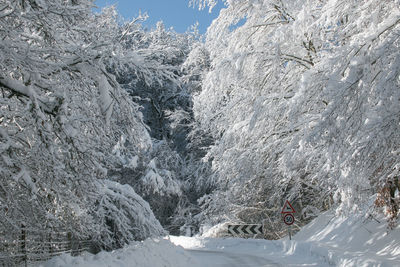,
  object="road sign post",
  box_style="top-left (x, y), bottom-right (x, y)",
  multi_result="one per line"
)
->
top-left (281, 200), bottom-right (295, 240)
